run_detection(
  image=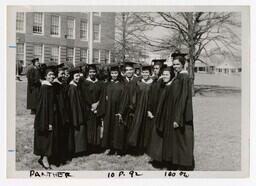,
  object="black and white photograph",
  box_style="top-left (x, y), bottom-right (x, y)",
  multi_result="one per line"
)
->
top-left (5, 4), bottom-right (250, 179)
